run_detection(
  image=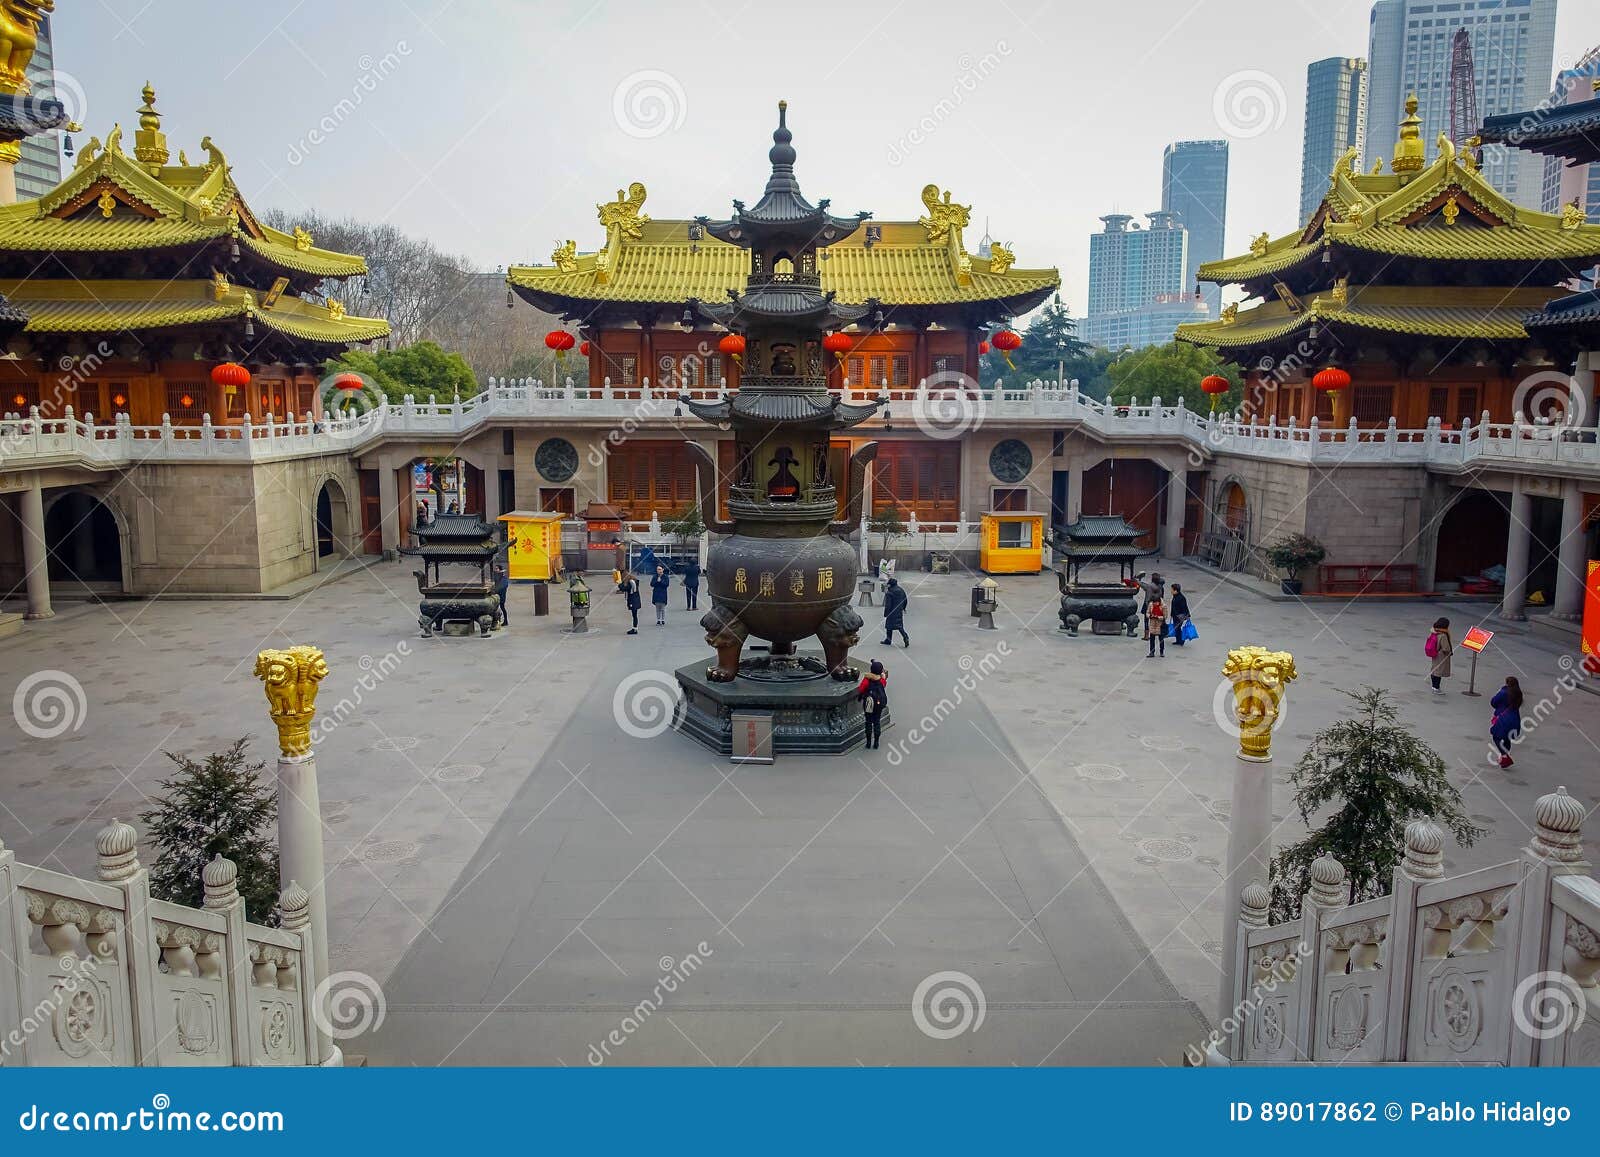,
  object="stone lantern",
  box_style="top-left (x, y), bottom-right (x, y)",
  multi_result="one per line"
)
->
top-left (566, 571), bottom-right (591, 633)
top-left (975, 577), bottom-right (999, 629)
